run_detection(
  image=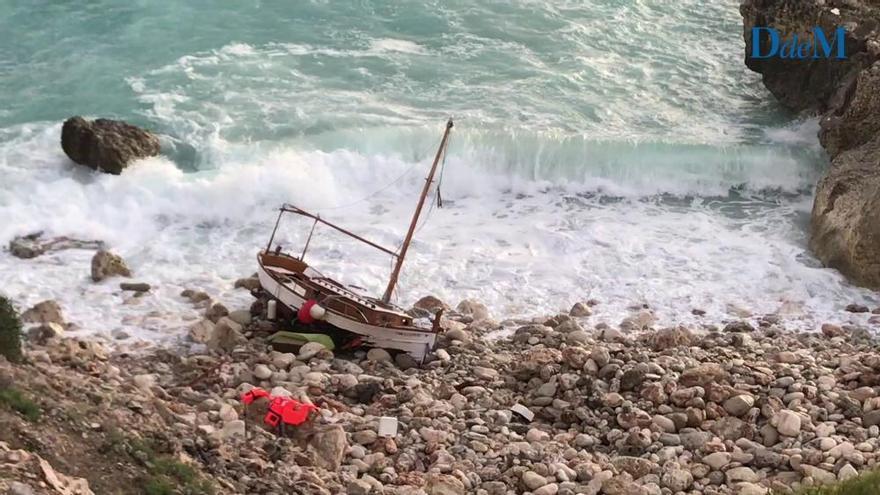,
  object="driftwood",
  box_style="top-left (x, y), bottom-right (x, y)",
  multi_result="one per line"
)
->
top-left (8, 232), bottom-right (105, 259)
